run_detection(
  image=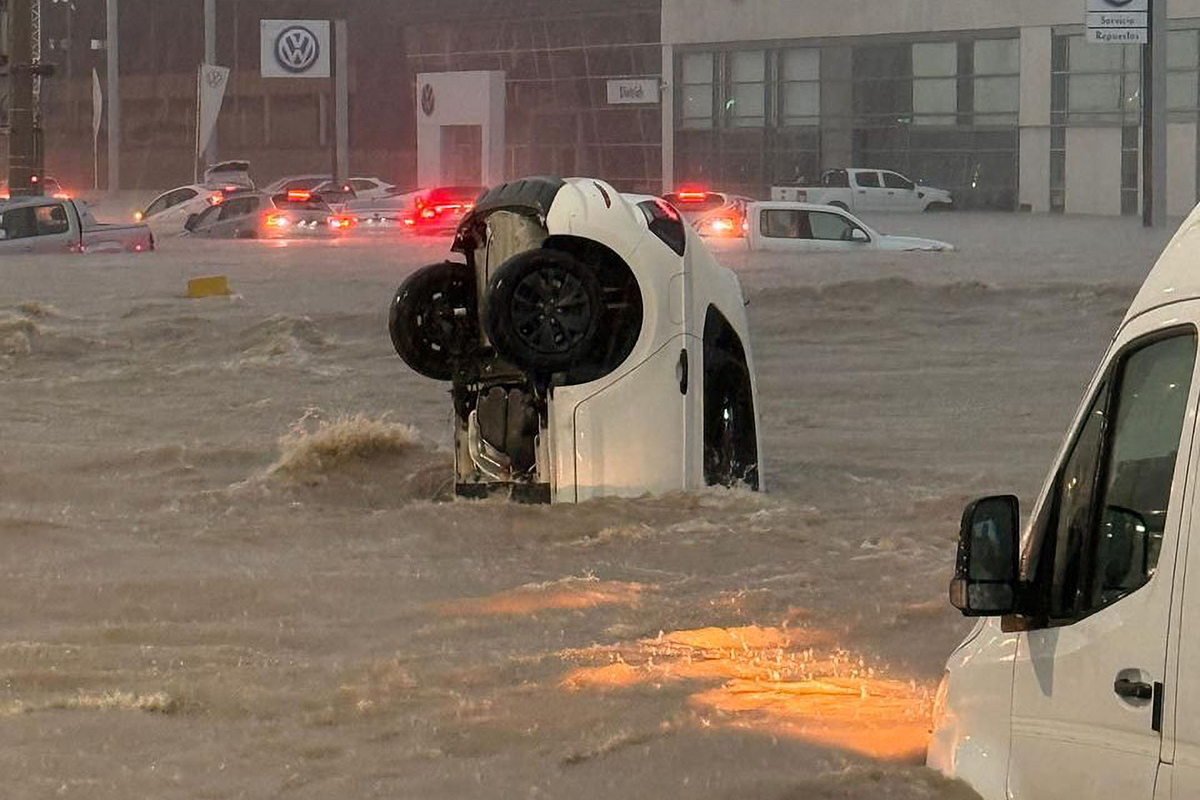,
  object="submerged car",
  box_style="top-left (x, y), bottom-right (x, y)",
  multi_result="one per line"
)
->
top-left (183, 190), bottom-right (356, 239)
top-left (387, 176), bottom-right (763, 503)
top-left (663, 188), bottom-right (753, 238)
top-left (404, 186), bottom-right (484, 235)
top-left (739, 202), bottom-right (954, 252)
